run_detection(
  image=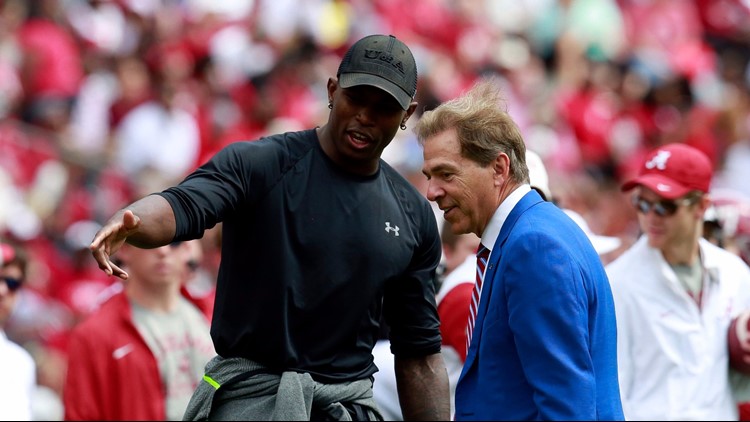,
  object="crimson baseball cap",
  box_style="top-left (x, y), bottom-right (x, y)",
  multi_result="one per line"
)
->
top-left (337, 34), bottom-right (417, 110)
top-left (621, 143), bottom-right (713, 199)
